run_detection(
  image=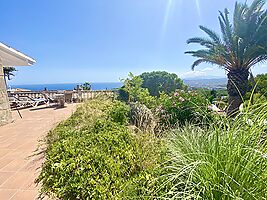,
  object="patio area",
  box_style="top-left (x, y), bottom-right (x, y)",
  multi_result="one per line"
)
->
top-left (0, 104), bottom-right (77, 199)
